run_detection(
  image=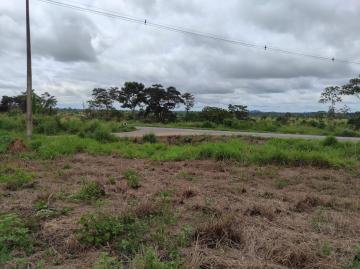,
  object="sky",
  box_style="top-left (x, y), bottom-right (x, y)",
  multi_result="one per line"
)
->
top-left (0, 0), bottom-right (360, 112)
